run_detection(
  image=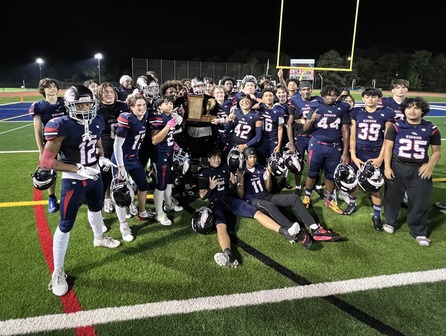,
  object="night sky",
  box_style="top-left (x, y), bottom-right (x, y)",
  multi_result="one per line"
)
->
top-left (1, 0), bottom-right (442, 69)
